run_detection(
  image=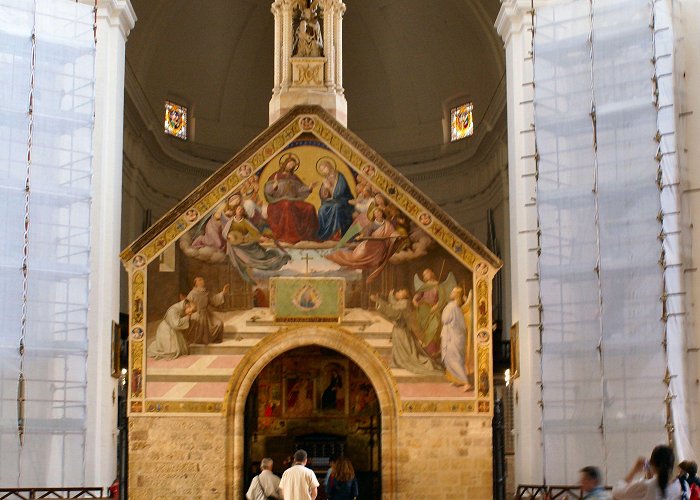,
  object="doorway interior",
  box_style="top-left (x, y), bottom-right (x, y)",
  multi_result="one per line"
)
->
top-left (243, 346), bottom-right (381, 499)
